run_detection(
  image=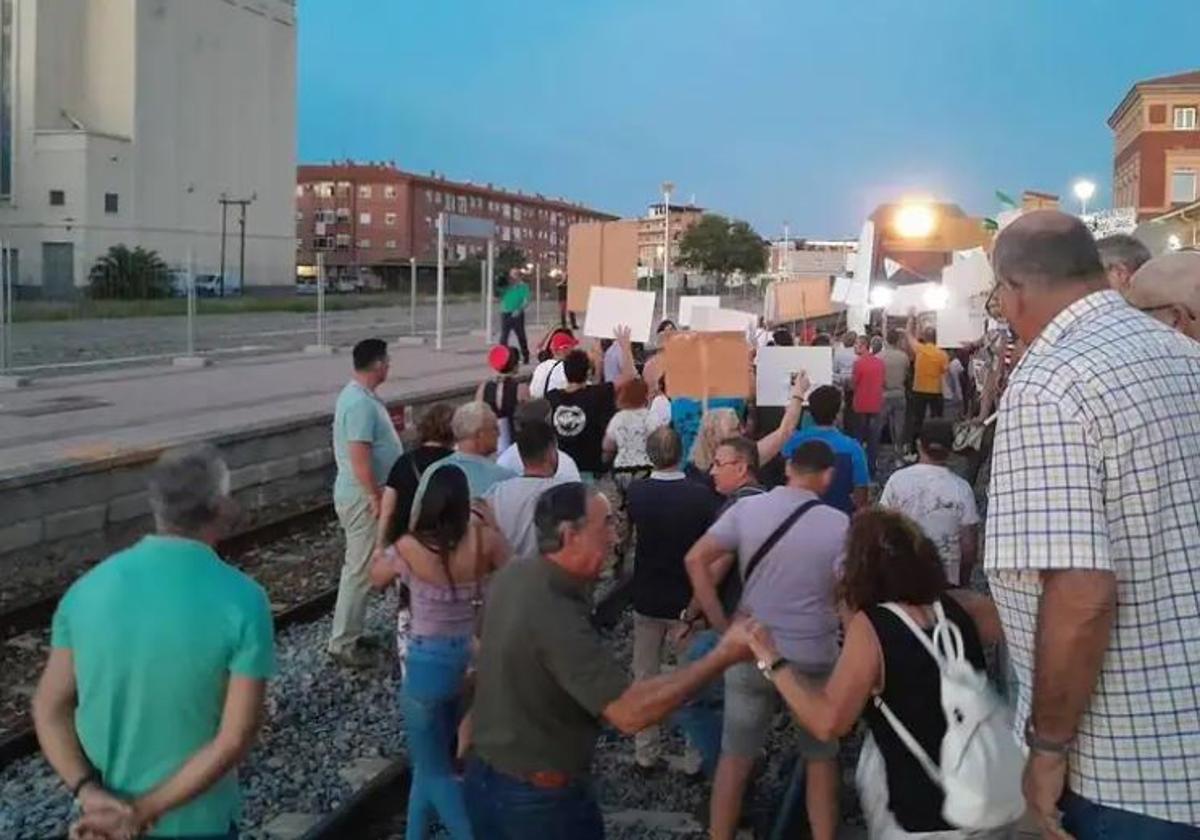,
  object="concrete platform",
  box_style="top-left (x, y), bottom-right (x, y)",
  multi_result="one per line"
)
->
top-left (0, 335), bottom-right (502, 590)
